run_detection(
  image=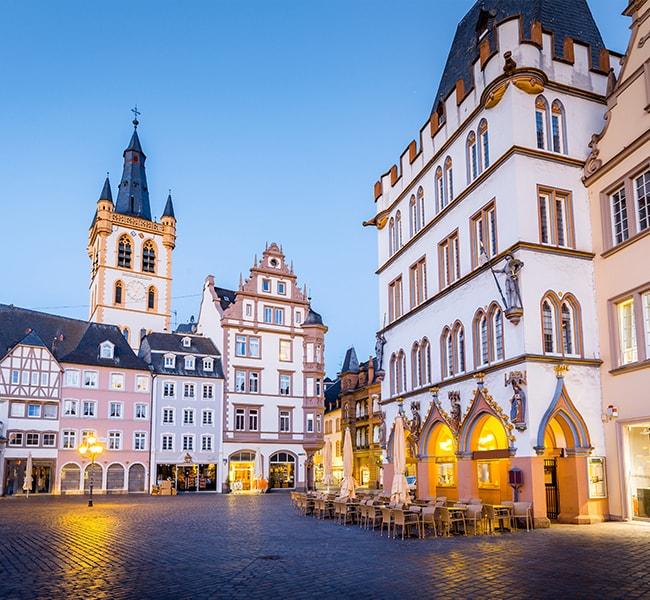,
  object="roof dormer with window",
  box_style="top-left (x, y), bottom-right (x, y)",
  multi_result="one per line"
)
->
top-left (181, 337), bottom-right (192, 349)
top-left (185, 355), bottom-right (196, 370)
top-left (99, 341), bottom-right (115, 360)
top-left (164, 353), bottom-right (176, 369)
